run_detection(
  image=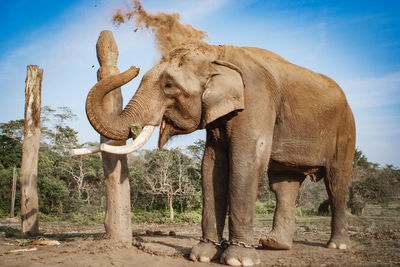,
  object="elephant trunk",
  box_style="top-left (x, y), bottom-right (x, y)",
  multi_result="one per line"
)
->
top-left (85, 66), bottom-right (141, 140)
